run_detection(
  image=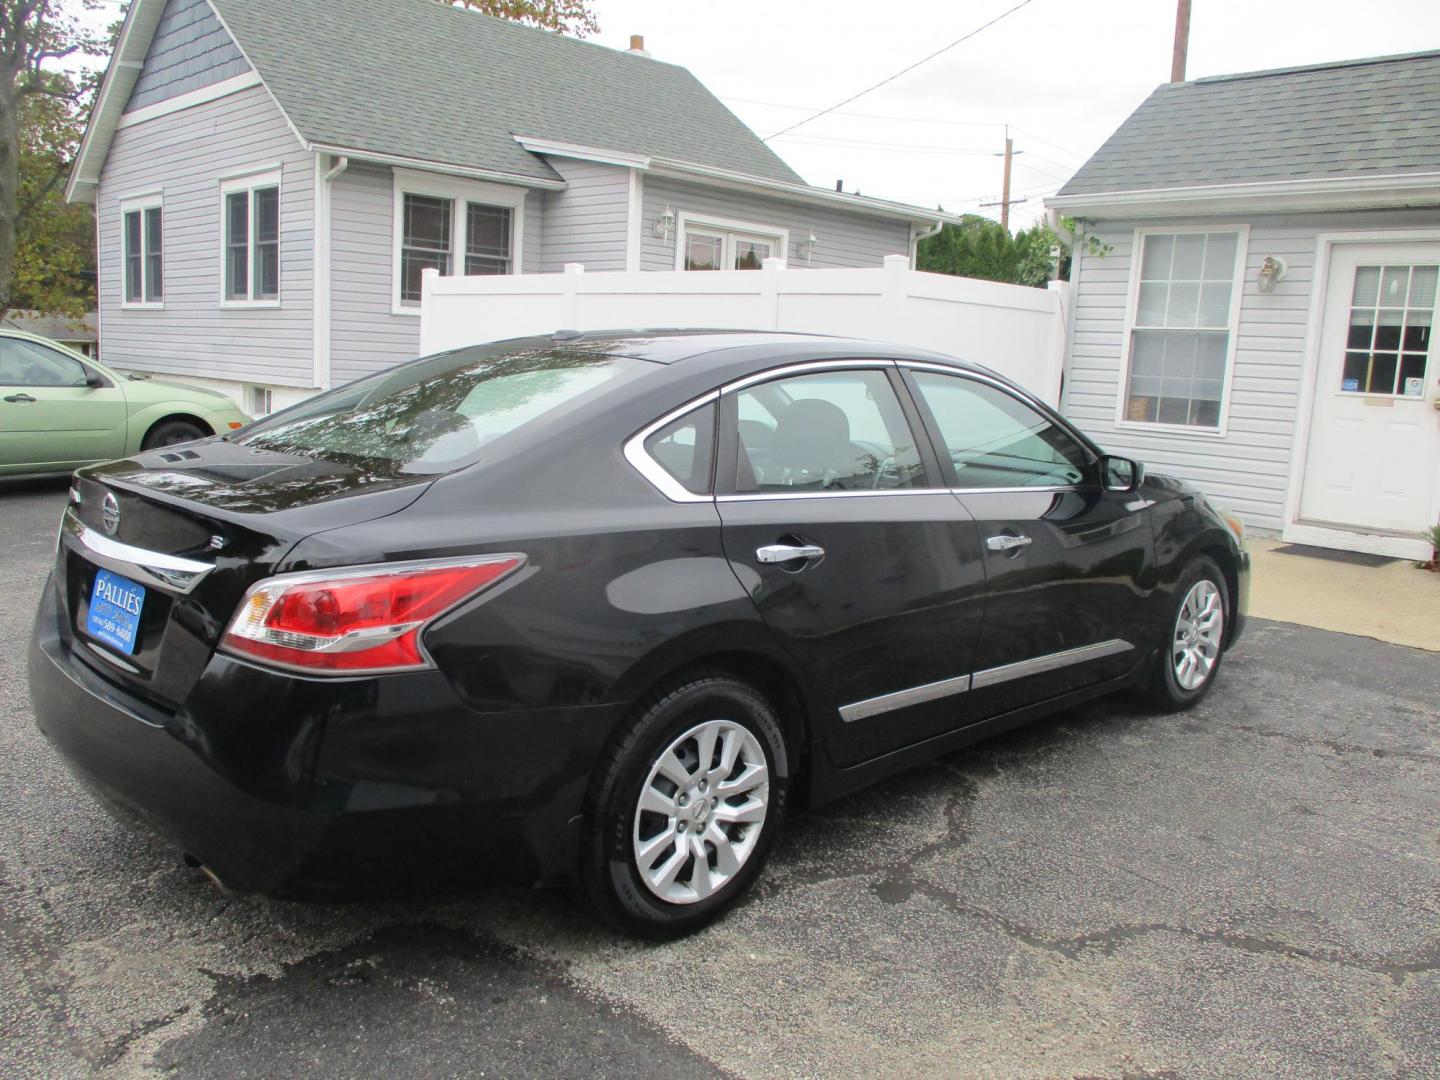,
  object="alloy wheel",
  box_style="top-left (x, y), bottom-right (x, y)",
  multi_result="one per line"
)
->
top-left (1172, 579), bottom-right (1224, 691)
top-left (632, 719), bottom-right (770, 904)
